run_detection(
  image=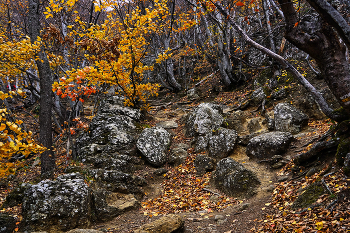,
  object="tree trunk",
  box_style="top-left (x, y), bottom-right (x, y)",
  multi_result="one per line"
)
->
top-left (164, 38), bottom-right (182, 92)
top-left (28, 0), bottom-right (55, 179)
top-left (278, 0), bottom-right (350, 114)
top-left (212, 1), bottom-right (344, 121)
